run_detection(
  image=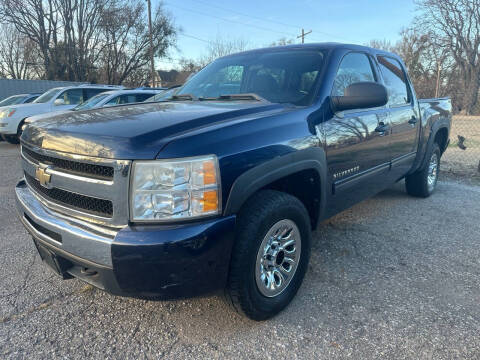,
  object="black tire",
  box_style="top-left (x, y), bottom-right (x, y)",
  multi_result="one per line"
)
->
top-left (226, 190), bottom-right (311, 321)
top-left (1, 134), bottom-right (20, 144)
top-left (405, 142), bottom-right (441, 198)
